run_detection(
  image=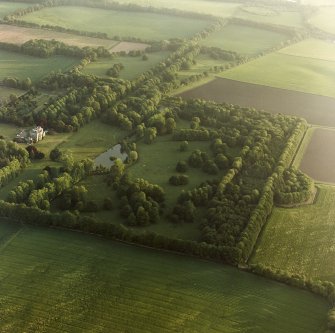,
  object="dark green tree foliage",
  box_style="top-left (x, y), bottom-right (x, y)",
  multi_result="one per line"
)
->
top-left (0, 140), bottom-right (30, 187)
top-left (169, 174), bottom-right (189, 186)
top-left (274, 167), bottom-right (314, 205)
top-left (115, 175), bottom-right (165, 226)
top-left (106, 63), bottom-right (124, 77)
top-left (176, 161), bottom-right (188, 173)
